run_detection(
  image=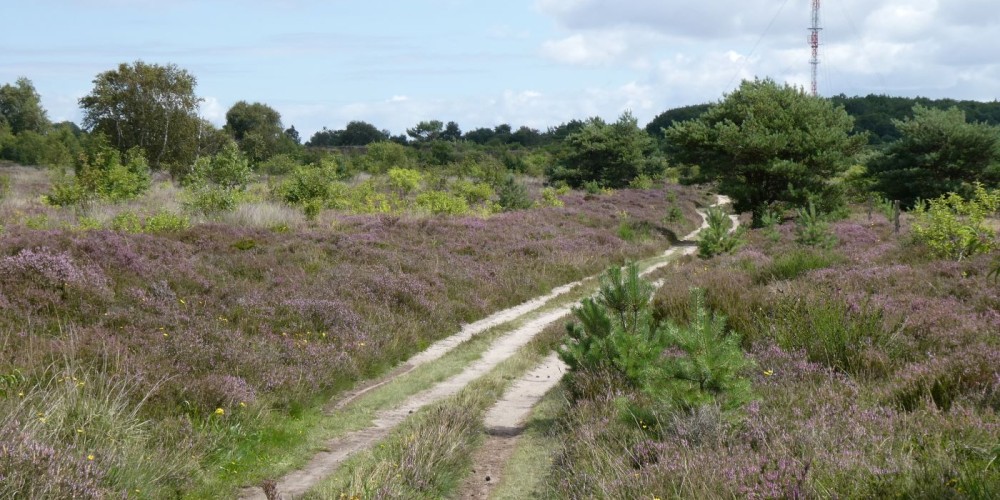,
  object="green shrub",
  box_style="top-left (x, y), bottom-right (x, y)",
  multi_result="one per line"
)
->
top-left (538, 186), bottom-right (564, 208)
top-left (496, 175), bottom-right (532, 211)
top-left (188, 142), bottom-right (253, 190)
top-left (698, 207), bottom-right (743, 258)
top-left (24, 214), bottom-right (48, 230)
top-left (759, 207), bottom-right (782, 241)
top-left (44, 178), bottom-right (87, 206)
top-left (257, 153), bottom-right (300, 176)
top-left (451, 179), bottom-right (494, 204)
top-left (628, 174), bottom-right (654, 189)
top-left (664, 204), bottom-right (684, 224)
top-left (110, 211), bottom-right (142, 233)
top-left (278, 161), bottom-right (340, 206)
top-left (358, 141), bottom-right (411, 173)
top-left (582, 180), bottom-right (603, 195)
top-left (753, 249), bottom-right (842, 284)
top-left (75, 216), bottom-right (102, 231)
top-left (911, 184), bottom-right (999, 260)
top-left (617, 212), bottom-right (652, 242)
top-left (559, 265), bottom-right (753, 425)
top-left (387, 167), bottom-right (423, 194)
top-left (794, 201), bottom-right (837, 248)
top-left (767, 298), bottom-right (898, 378)
top-left (185, 185), bottom-right (242, 215)
top-left (144, 211), bottom-right (190, 232)
top-left (415, 190), bottom-right (468, 215)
